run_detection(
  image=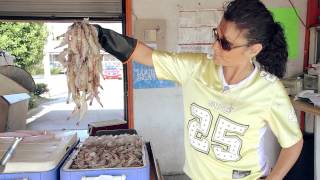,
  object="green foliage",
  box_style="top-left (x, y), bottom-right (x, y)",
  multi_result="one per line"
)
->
top-left (32, 65), bottom-right (44, 75)
top-left (34, 83), bottom-right (49, 96)
top-left (0, 22), bottom-right (48, 74)
top-left (28, 83), bottom-right (49, 109)
top-left (51, 67), bottom-right (64, 74)
top-left (28, 93), bottom-right (38, 109)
